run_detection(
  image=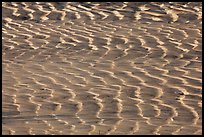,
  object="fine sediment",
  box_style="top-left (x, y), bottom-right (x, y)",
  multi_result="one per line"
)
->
top-left (2, 2), bottom-right (202, 135)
